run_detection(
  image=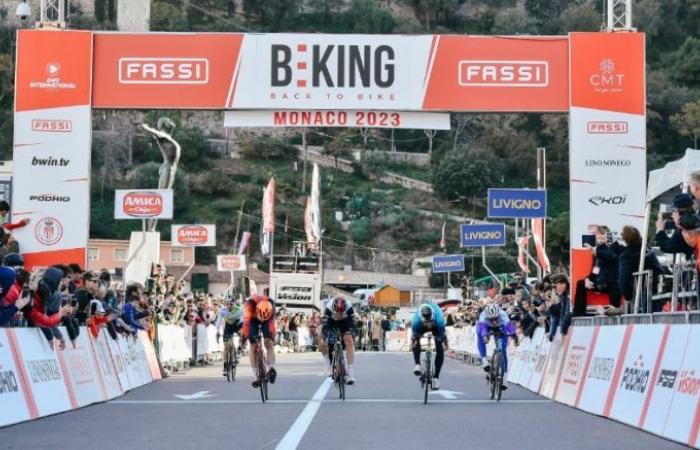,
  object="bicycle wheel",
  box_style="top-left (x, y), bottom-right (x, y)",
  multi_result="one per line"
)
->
top-left (489, 352), bottom-right (498, 400)
top-left (230, 352), bottom-right (237, 382)
top-left (226, 350), bottom-right (232, 383)
top-left (334, 341), bottom-right (345, 400)
top-left (495, 350), bottom-right (504, 402)
top-left (424, 351), bottom-right (432, 405)
top-left (257, 348), bottom-right (267, 403)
